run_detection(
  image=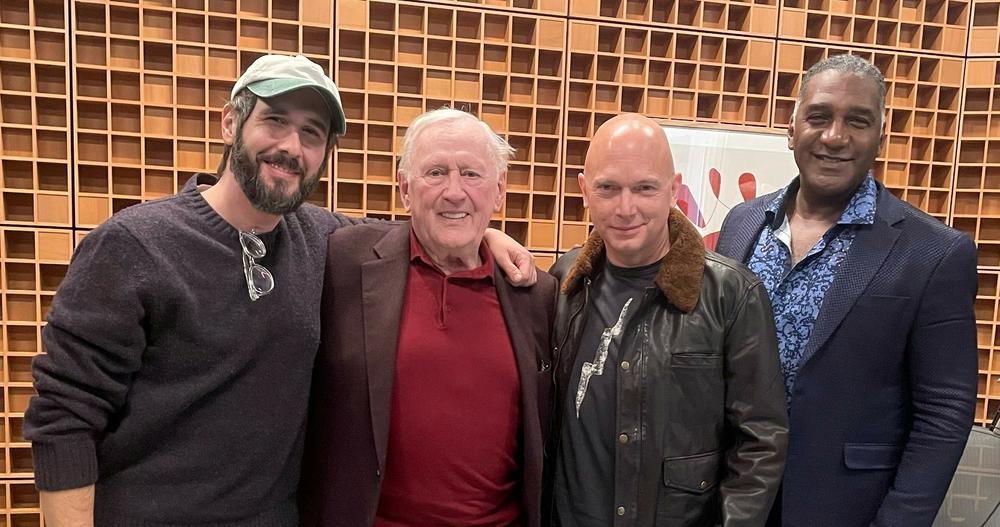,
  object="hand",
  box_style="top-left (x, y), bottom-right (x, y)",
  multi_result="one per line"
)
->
top-left (484, 228), bottom-right (537, 287)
